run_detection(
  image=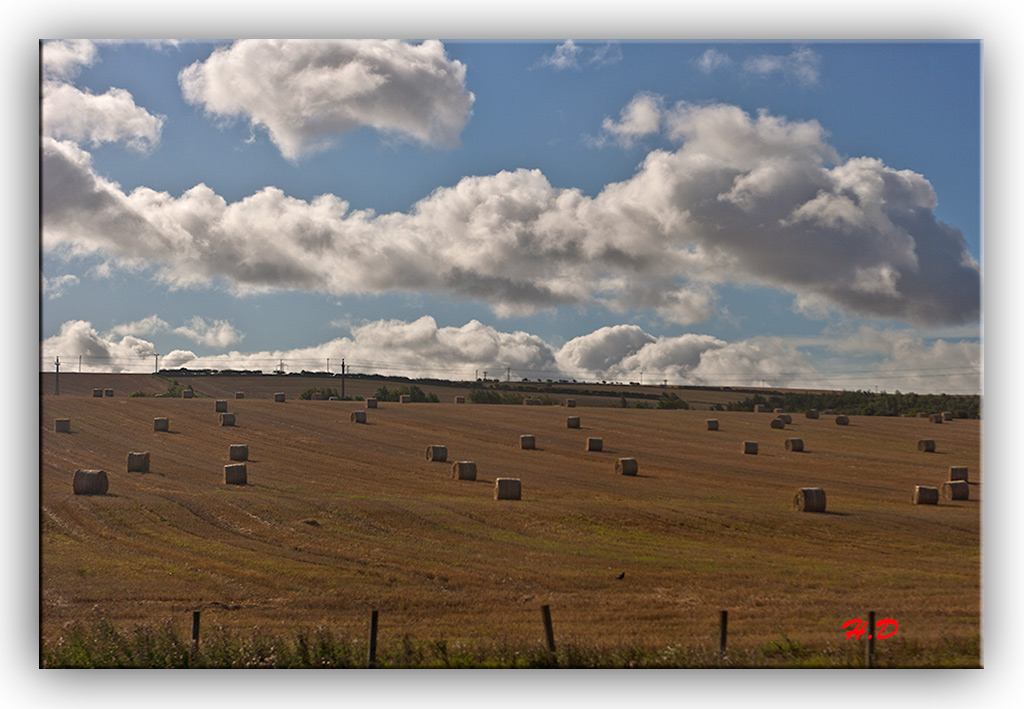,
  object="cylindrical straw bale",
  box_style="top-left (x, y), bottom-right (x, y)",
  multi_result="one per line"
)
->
top-left (949, 466), bottom-right (968, 481)
top-left (941, 481), bottom-right (969, 501)
top-left (310, 392), bottom-right (325, 400)
top-left (400, 395), bottom-right (411, 404)
top-left (126, 451), bottom-right (150, 473)
top-left (494, 478), bottom-right (522, 500)
top-left (805, 409), bottom-right (819, 419)
top-left (351, 411), bottom-right (366, 424)
top-left (785, 438), bottom-right (804, 452)
top-left (182, 390), bottom-right (194, 399)
top-left (917, 412), bottom-right (928, 418)
top-left (104, 388), bottom-right (114, 397)
top-left (824, 409), bottom-right (836, 415)
top-left (773, 408), bottom-right (784, 414)
top-left (913, 485), bottom-right (939, 505)
top-left (273, 392), bottom-right (285, 402)
top-left (616, 458), bottom-right (638, 476)
top-left (743, 441), bottom-right (758, 455)
top-left (235, 392), bottom-right (245, 399)
top-left (229, 444), bottom-right (249, 462)
top-left (918, 439), bottom-right (936, 452)
top-left (523, 398), bottom-right (534, 406)
top-left (586, 437), bottom-right (603, 452)
top-left (565, 399), bottom-right (576, 408)
top-left (154, 417), bottom-right (169, 432)
top-left (835, 415), bottom-right (850, 425)
top-left (770, 418), bottom-right (785, 429)
top-left (92, 388), bottom-right (103, 397)
top-left (73, 469), bottom-right (108, 495)
top-left (54, 418), bottom-right (71, 433)
top-left (780, 414), bottom-right (792, 424)
top-left (219, 412), bottom-right (236, 426)
top-left (754, 404), bottom-right (766, 413)
top-left (793, 487), bottom-right (826, 512)
top-left (366, 398), bottom-right (378, 409)
top-left (426, 445), bottom-right (448, 462)
top-left (706, 419), bottom-right (719, 431)
top-left (929, 413), bottom-right (943, 424)
top-left (520, 435), bottom-right (536, 450)
top-left (942, 411), bottom-right (953, 421)
top-left (215, 400), bottom-right (227, 412)
top-left (451, 461), bottom-right (477, 481)
top-left (567, 416), bottom-right (581, 429)
top-left (454, 396), bottom-right (465, 404)
top-left (224, 463), bottom-right (247, 485)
